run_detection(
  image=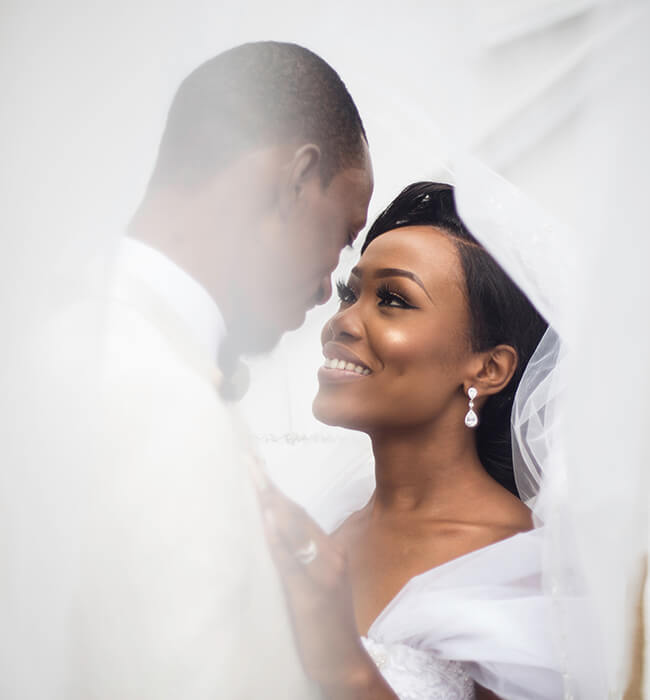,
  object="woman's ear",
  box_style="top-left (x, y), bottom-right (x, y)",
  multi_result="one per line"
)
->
top-left (278, 144), bottom-right (322, 218)
top-left (469, 344), bottom-right (518, 397)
